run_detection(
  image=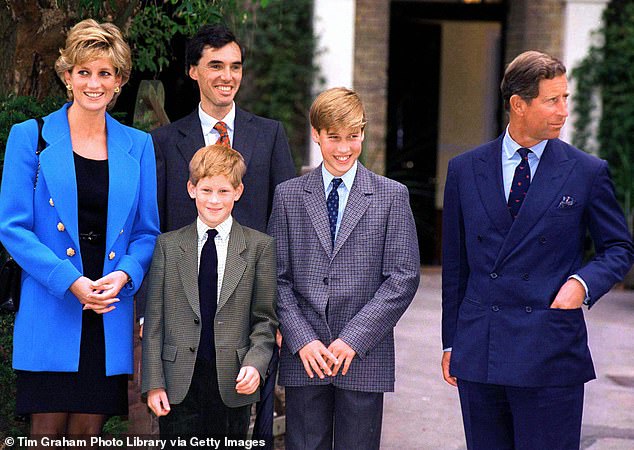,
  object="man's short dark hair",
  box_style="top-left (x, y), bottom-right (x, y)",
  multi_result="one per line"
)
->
top-left (185, 24), bottom-right (245, 69)
top-left (500, 50), bottom-right (566, 111)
